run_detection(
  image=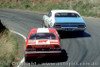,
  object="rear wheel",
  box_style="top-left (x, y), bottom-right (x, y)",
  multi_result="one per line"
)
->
top-left (42, 22), bottom-right (46, 28)
top-left (61, 50), bottom-right (67, 57)
top-left (25, 56), bottom-right (30, 63)
top-left (60, 50), bottom-right (67, 61)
